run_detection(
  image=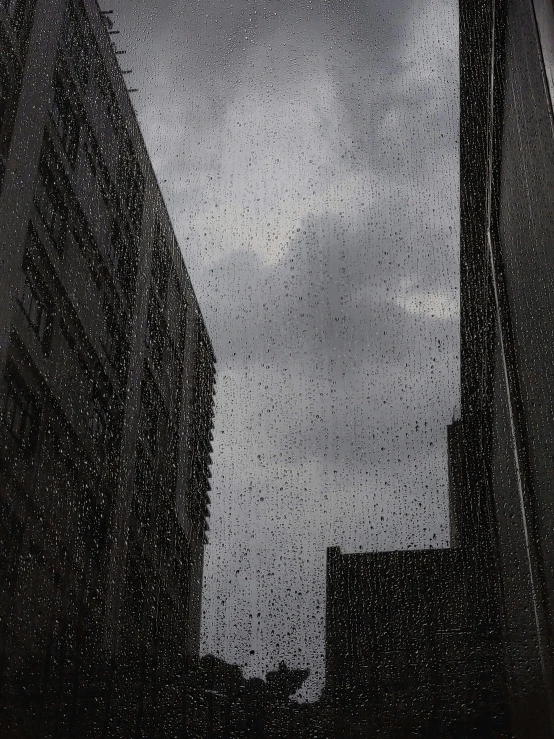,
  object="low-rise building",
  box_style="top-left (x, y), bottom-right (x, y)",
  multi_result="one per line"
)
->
top-left (324, 421), bottom-right (509, 737)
